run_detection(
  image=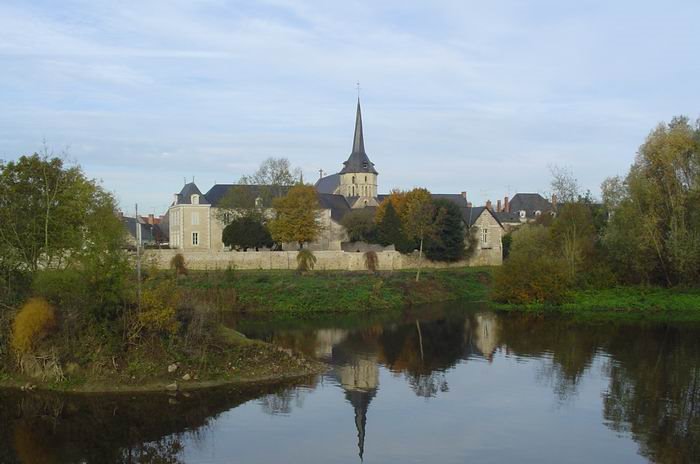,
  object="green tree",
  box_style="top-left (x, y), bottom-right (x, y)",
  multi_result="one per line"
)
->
top-left (0, 153), bottom-right (128, 316)
top-left (341, 209), bottom-right (377, 242)
top-left (269, 185), bottom-right (321, 249)
top-left (0, 154), bottom-right (121, 272)
top-left (376, 201), bottom-right (413, 253)
top-left (425, 199), bottom-right (465, 262)
top-left (402, 188), bottom-right (437, 281)
top-left (602, 116), bottom-right (700, 285)
top-left (549, 203), bottom-right (597, 282)
top-left (222, 216), bottom-right (273, 251)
